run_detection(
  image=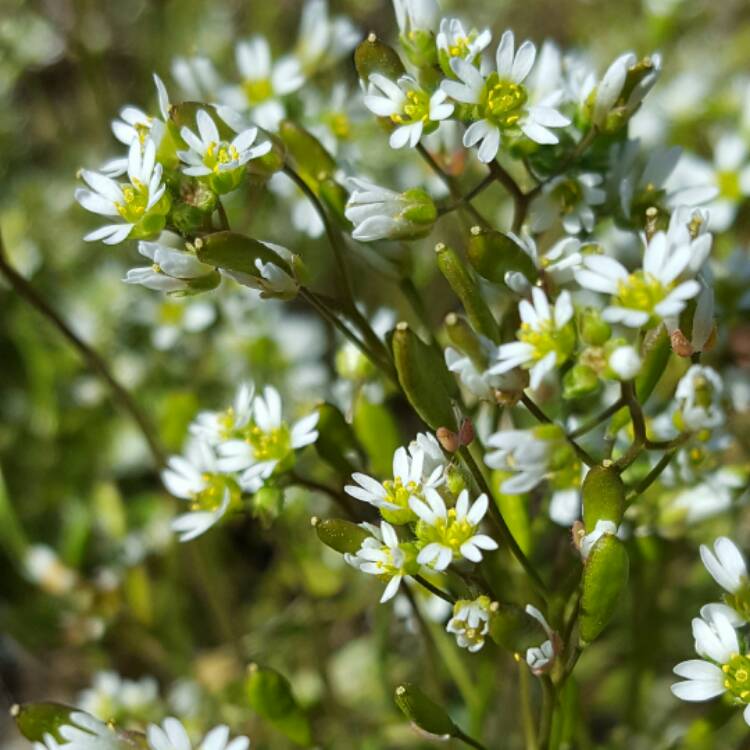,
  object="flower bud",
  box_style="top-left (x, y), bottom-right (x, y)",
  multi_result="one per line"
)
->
top-left (392, 322), bottom-right (458, 430)
top-left (467, 227), bottom-right (536, 286)
top-left (607, 345), bottom-right (643, 380)
top-left (394, 0), bottom-right (439, 70)
top-left (245, 664), bottom-right (312, 746)
top-left (354, 33), bottom-right (406, 83)
top-left (579, 307), bottom-right (611, 346)
top-left (345, 179), bottom-right (436, 241)
top-left (580, 534), bottom-right (629, 644)
top-left (435, 243), bottom-right (500, 342)
top-left (312, 517), bottom-right (371, 554)
top-left (582, 464), bottom-right (625, 530)
top-left (562, 363), bottom-right (600, 400)
top-left (394, 683), bottom-right (457, 737)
